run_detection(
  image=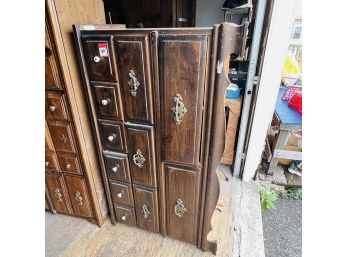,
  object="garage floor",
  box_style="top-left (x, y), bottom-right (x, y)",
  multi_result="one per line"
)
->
top-left (46, 165), bottom-right (235, 257)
